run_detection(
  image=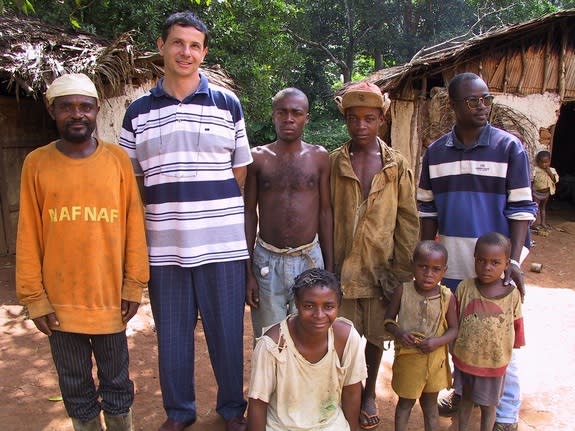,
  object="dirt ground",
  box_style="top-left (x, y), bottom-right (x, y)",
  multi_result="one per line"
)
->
top-left (1, 202), bottom-right (574, 431)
